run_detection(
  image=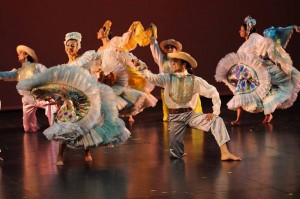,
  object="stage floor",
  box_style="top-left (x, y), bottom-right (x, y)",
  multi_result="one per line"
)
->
top-left (0, 97), bottom-right (299, 199)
